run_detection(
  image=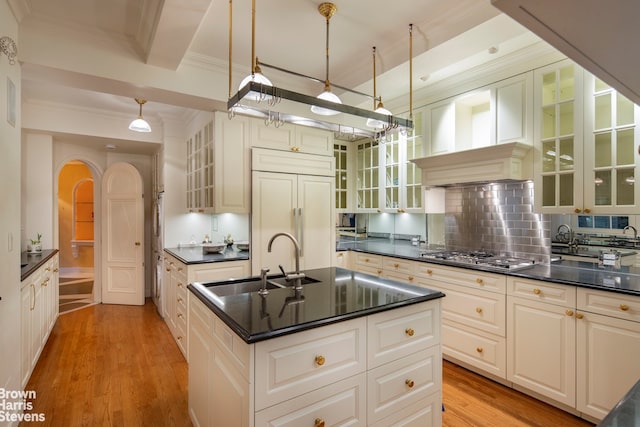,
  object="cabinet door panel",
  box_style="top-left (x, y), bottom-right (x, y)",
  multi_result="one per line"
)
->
top-left (497, 80), bottom-right (527, 144)
top-left (298, 174), bottom-right (335, 270)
